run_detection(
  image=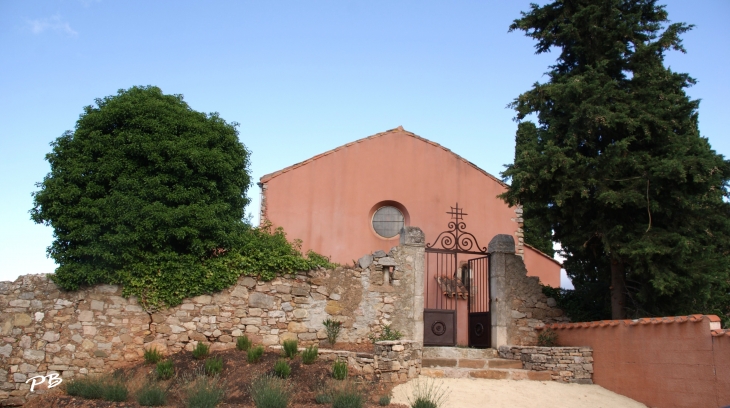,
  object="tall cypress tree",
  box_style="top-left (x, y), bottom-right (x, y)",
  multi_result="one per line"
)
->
top-left (501, 0), bottom-right (730, 322)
